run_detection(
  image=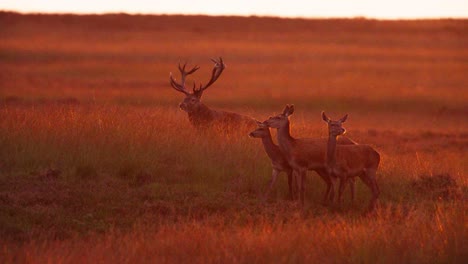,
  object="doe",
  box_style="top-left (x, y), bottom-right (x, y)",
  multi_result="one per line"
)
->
top-left (322, 112), bottom-right (380, 211)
